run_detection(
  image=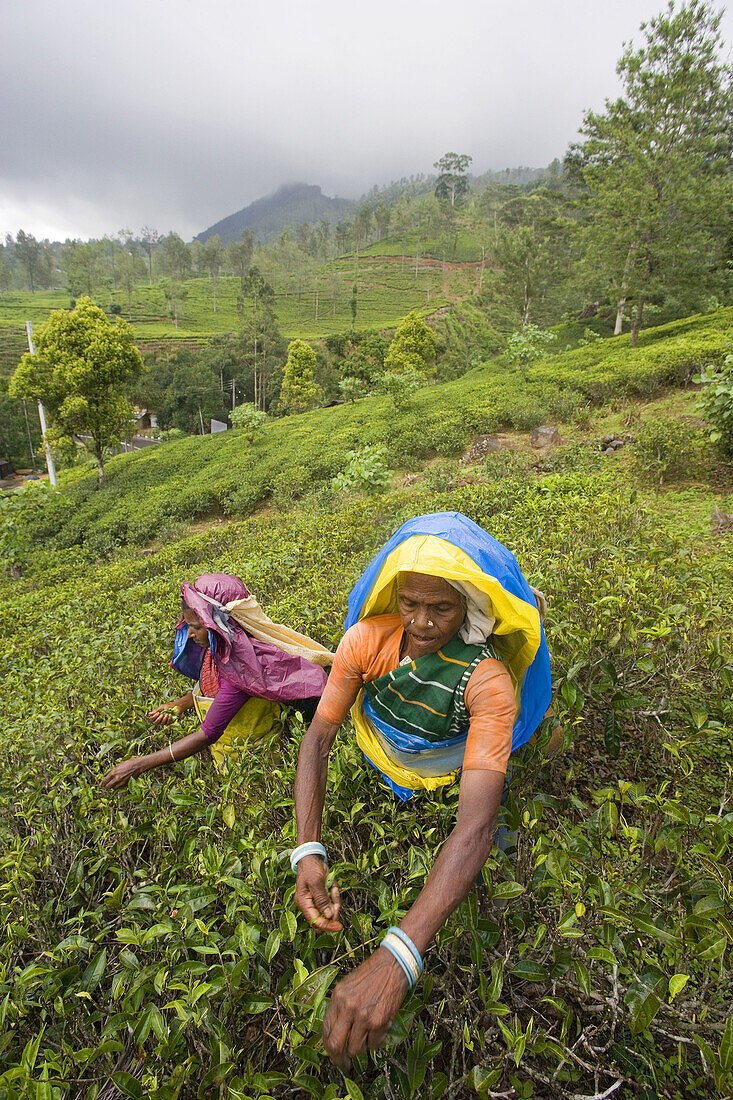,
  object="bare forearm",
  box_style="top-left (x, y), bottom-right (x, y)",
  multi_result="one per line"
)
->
top-left (294, 718), bottom-right (338, 844)
top-left (400, 769), bottom-right (505, 955)
top-left (142, 728), bottom-right (210, 772)
top-left (400, 818), bottom-right (496, 954)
